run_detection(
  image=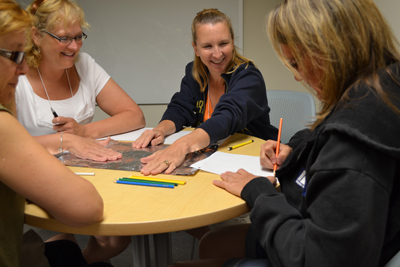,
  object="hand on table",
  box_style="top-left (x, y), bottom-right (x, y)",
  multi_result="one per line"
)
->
top-left (139, 143), bottom-right (187, 175)
top-left (132, 128), bottom-right (165, 148)
top-left (260, 140), bottom-right (292, 170)
top-left (137, 127), bottom-right (208, 175)
top-left (66, 135), bottom-right (122, 162)
top-left (53, 116), bottom-right (86, 137)
top-left (214, 169), bottom-right (276, 197)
